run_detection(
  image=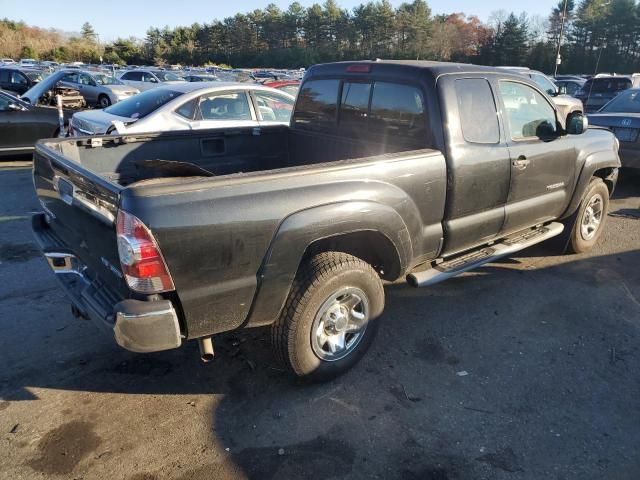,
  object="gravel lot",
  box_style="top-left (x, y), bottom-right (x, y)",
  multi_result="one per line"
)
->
top-left (0, 160), bottom-right (639, 480)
